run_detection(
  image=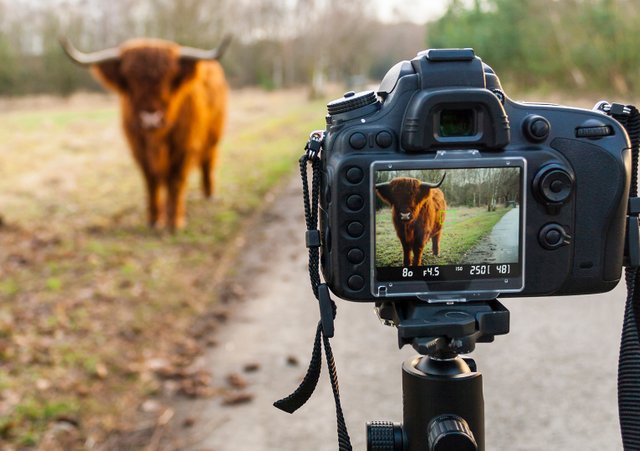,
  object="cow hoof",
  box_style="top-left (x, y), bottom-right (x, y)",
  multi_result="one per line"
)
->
top-left (149, 219), bottom-right (166, 230)
top-left (168, 218), bottom-right (187, 233)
